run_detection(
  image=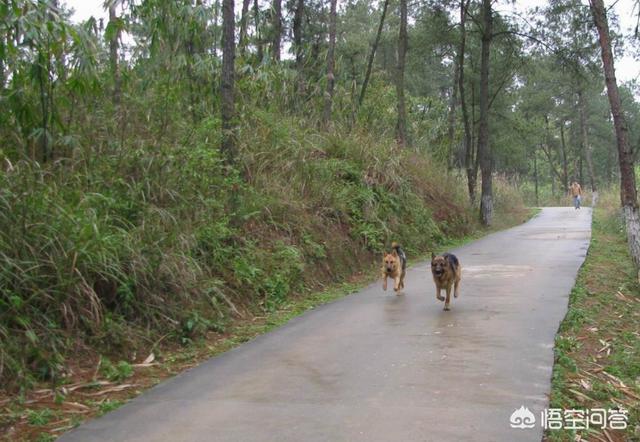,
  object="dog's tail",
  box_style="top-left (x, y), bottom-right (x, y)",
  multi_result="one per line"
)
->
top-left (391, 242), bottom-right (407, 271)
